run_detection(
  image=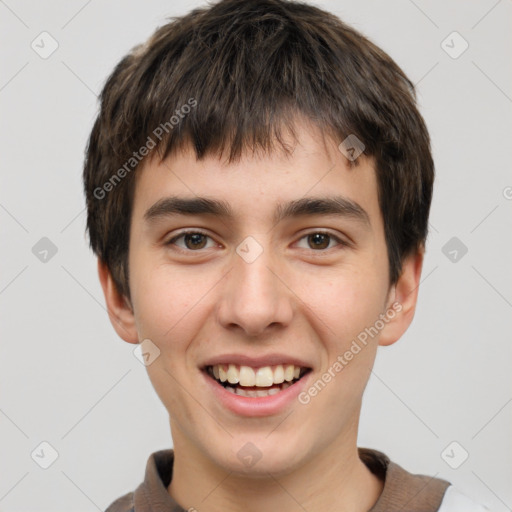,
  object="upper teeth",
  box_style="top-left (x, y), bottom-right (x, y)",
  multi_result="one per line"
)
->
top-left (211, 364), bottom-right (305, 387)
